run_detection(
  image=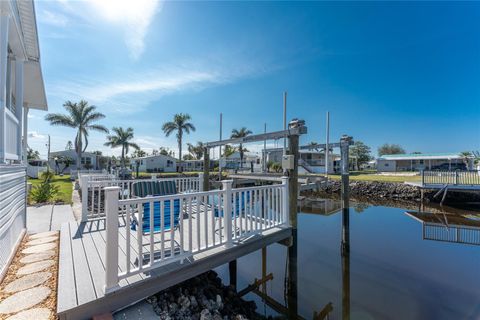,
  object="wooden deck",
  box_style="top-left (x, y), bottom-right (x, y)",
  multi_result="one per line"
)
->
top-left (57, 214), bottom-right (291, 320)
